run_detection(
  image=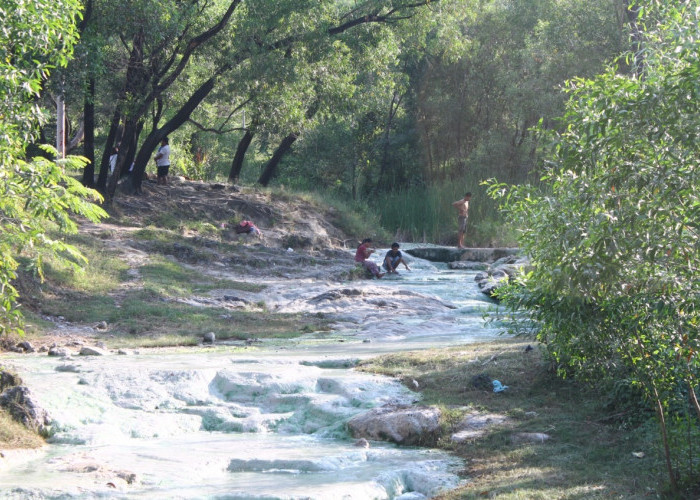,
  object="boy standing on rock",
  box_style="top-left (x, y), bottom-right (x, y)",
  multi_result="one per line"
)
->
top-left (451, 192), bottom-right (471, 249)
